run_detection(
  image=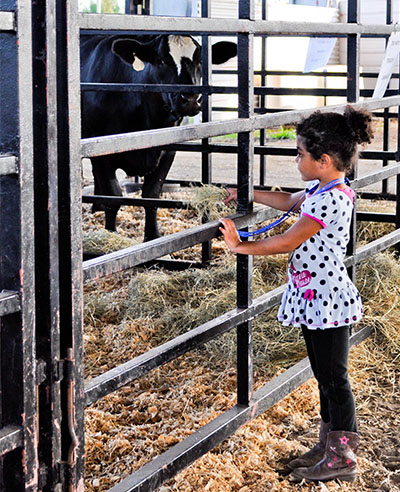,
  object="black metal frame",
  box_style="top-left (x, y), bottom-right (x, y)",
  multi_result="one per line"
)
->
top-left (1, 0), bottom-right (400, 490)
